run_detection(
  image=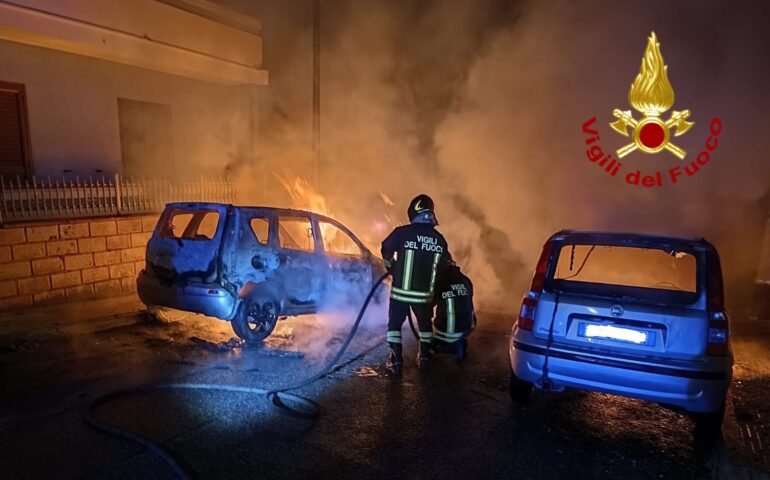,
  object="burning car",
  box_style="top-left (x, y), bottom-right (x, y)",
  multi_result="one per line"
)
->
top-left (137, 203), bottom-right (386, 342)
top-left (509, 230), bottom-right (733, 438)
